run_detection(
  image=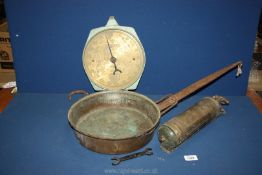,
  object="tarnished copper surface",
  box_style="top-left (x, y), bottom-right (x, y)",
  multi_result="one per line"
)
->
top-left (158, 96), bottom-right (229, 153)
top-left (68, 61), bottom-right (242, 154)
top-left (68, 91), bottom-right (160, 154)
top-left (75, 128), bottom-right (155, 154)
